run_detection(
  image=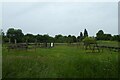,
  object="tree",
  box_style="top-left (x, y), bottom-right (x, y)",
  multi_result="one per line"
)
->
top-left (96, 30), bottom-right (113, 40)
top-left (1, 29), bottom-right (5, 37)
top-left (63, 36), bottom-right (68, 43)
top-left (80, 32), bottom-right (83, 41)
top-left (103, 34), bottom-right (112, 40)
top-left (62, 35), bottom-right (77, 43)
top-left (24, 34), bottom-right (35, 43)
top-left (42, 34), bottom-right (50, 42)
top-left (71, 35), bottom-right (77, 42)
top-left (80, 32), bottom-right (83, 38)
top-left (112, 35), bottom-right (120, 41)
top-left (96, 30), bottom-right (104, 40)
top-left (15, 29), bottom-right (24, 42)
top-left (49, 36), bottom-right (54, 42)
top-left (84, 29), bottom-right (88, 38)
top-left (1, 29), bottom-right (6, 43)
top-left (83, 37), bottom-right (96, 44)
top-left (6, 28), bottom-right (24, 43)
top-left (6, 28), bottom-right (14, 38)
top-left (35, 34), bottom-right (43, 43)
top-left (67, 35), bottom-right (73, 43)
top-left (77, 36), bottom-right (80, 42)
top-left (55, 34), bottom-right (64, 43)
